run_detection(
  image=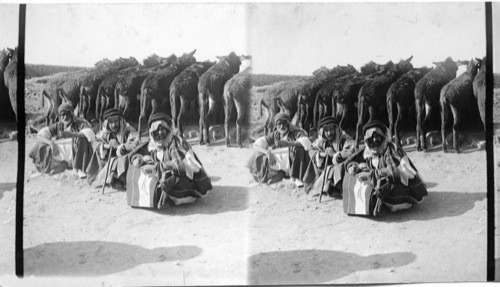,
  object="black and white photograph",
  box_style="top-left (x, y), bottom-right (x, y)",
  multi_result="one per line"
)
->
top-left (0, 2), bottom-right (20, 282)
top-left (0, 1), bottom-right (497, 286)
